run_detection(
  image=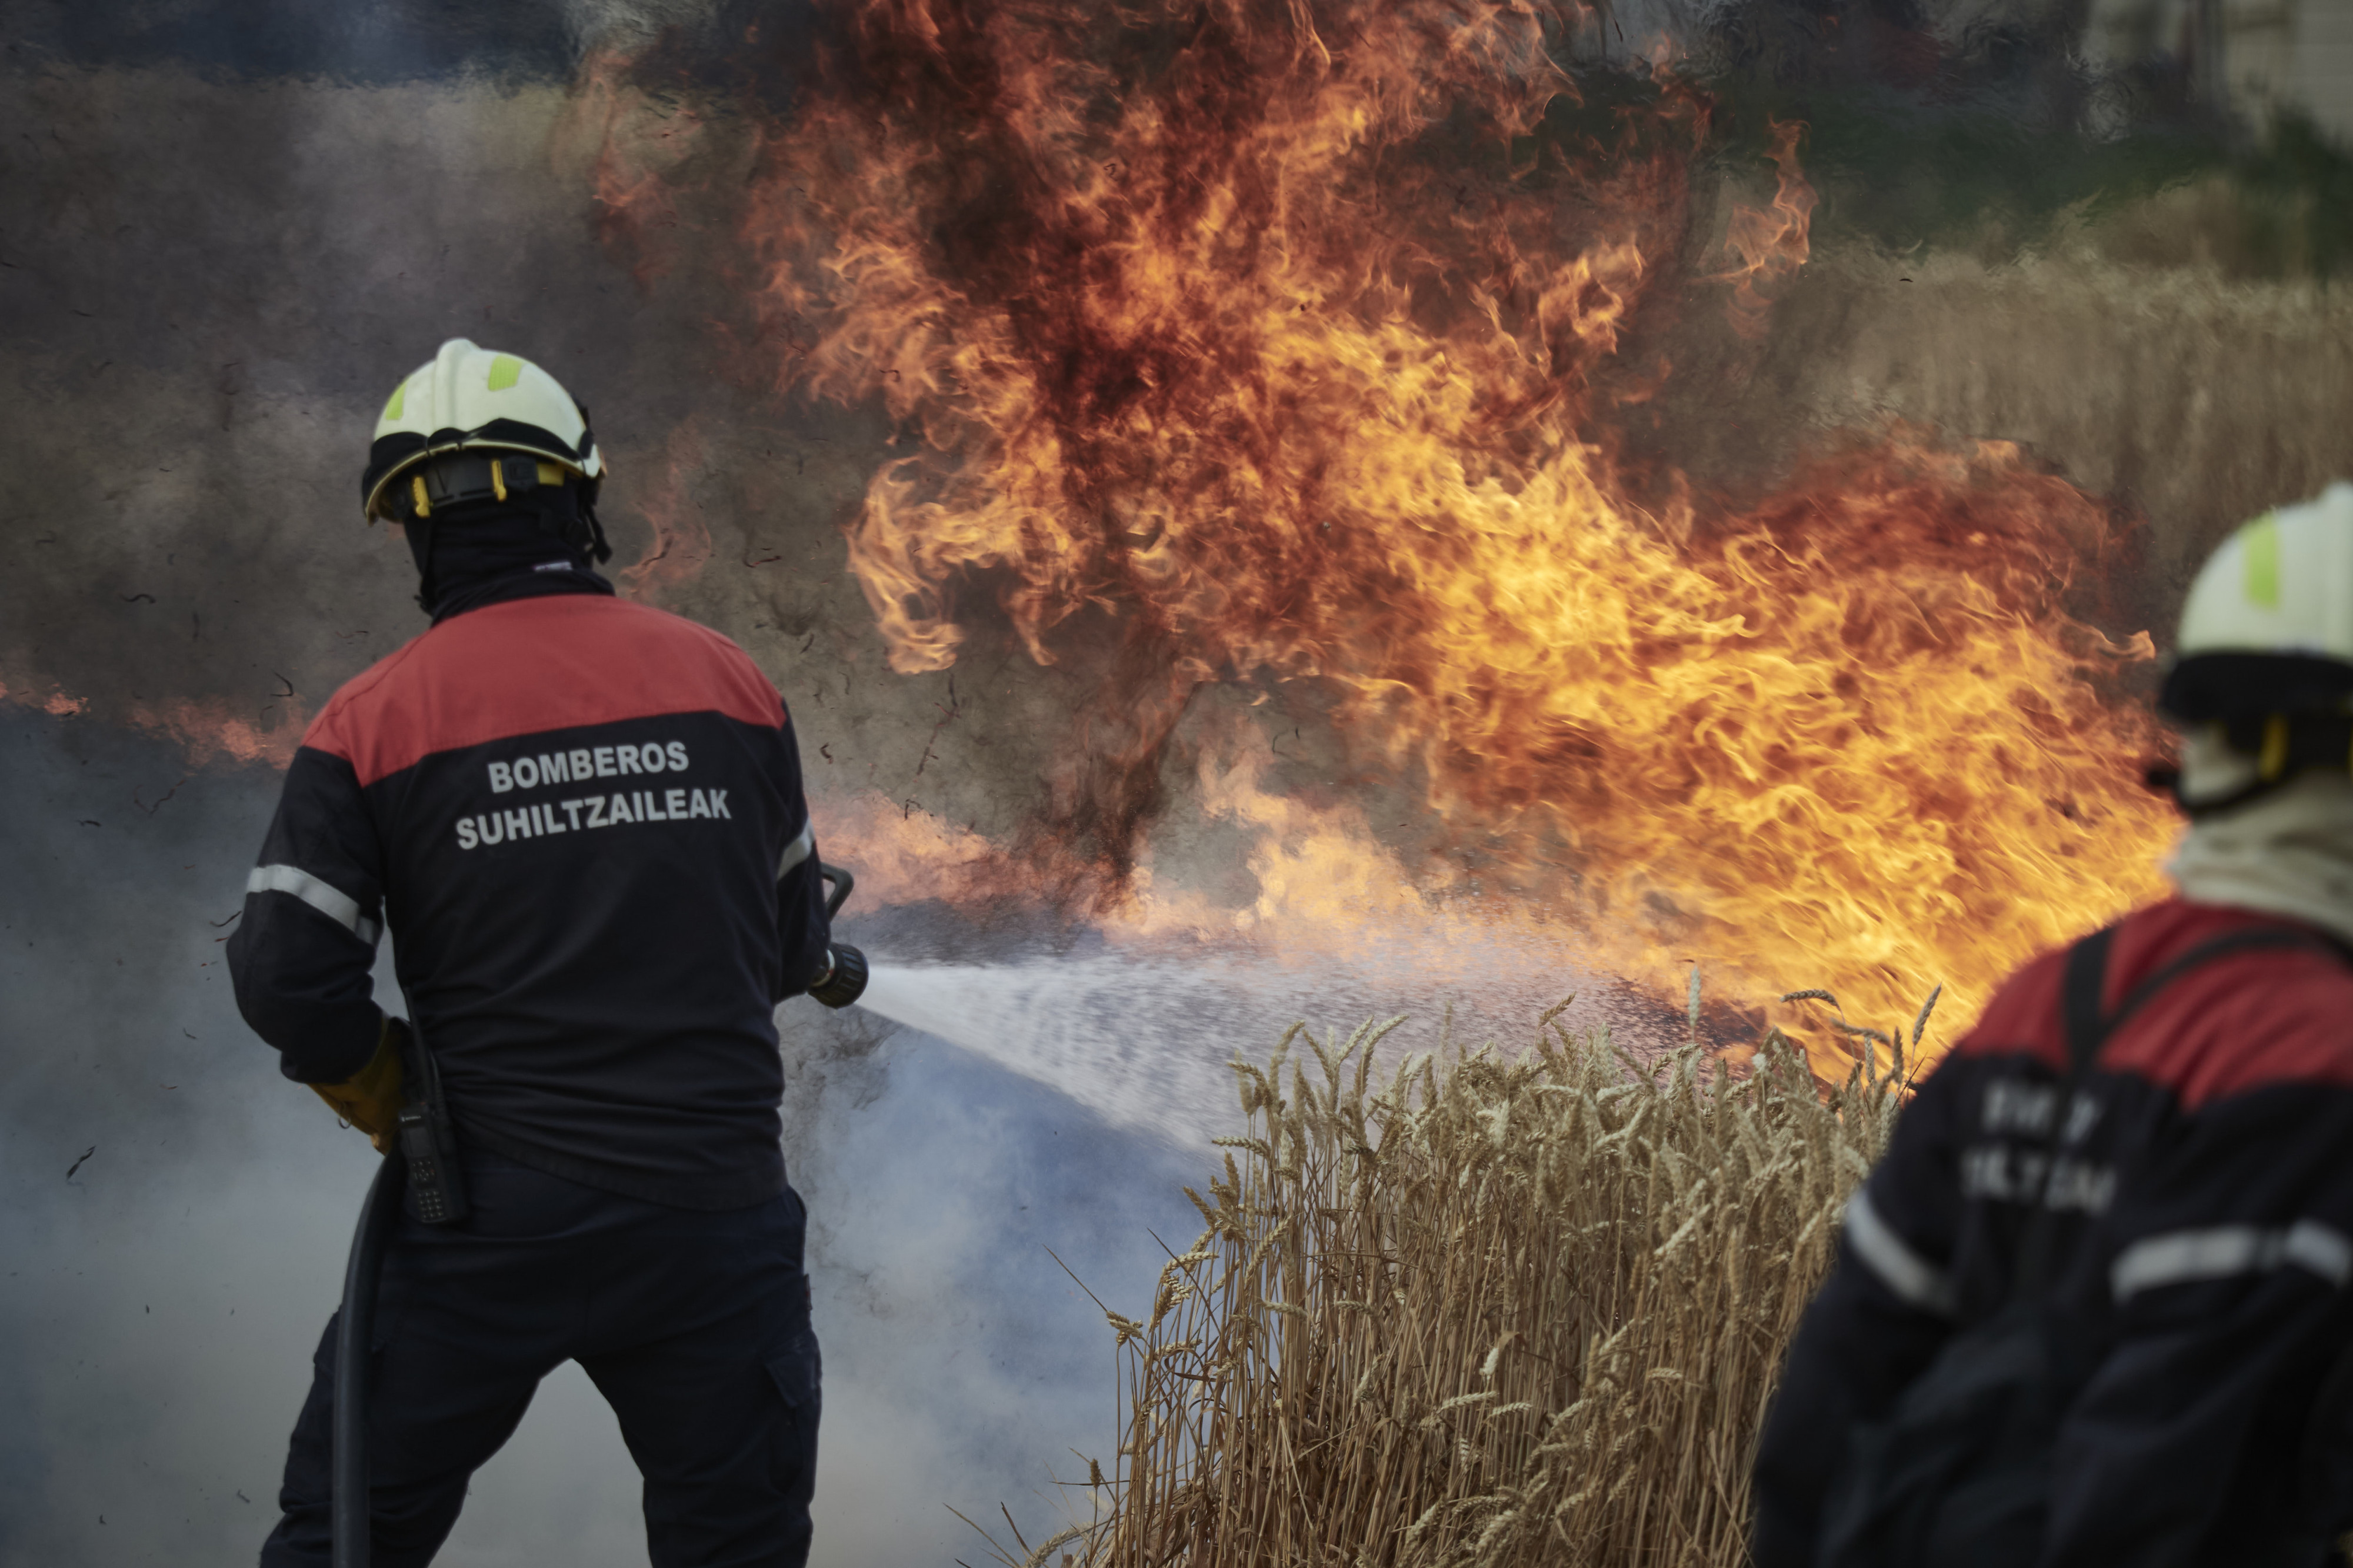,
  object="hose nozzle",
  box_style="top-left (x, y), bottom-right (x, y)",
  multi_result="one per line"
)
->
top-left (808, 944), bottom-right (868, 1009)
